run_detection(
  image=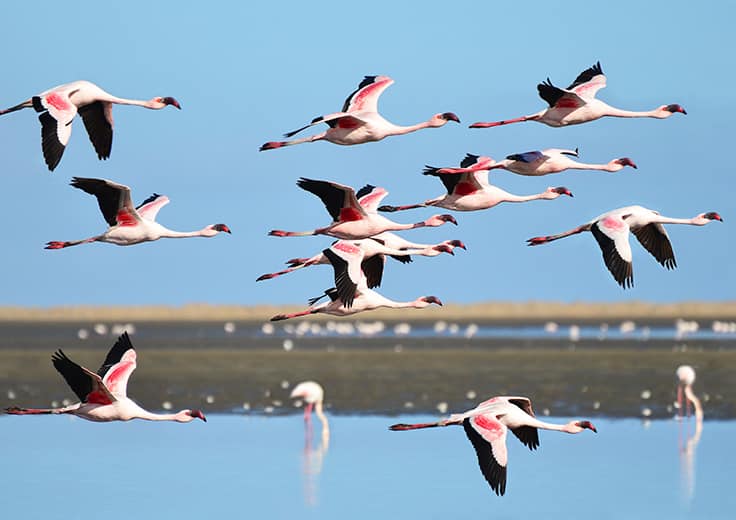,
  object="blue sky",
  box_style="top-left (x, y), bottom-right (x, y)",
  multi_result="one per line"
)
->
top-left (0, 0), bottom-right (732, 306)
